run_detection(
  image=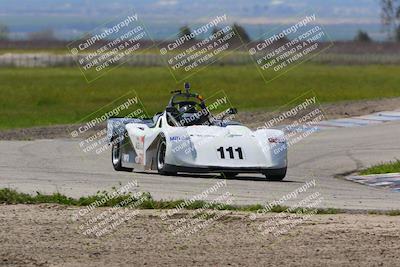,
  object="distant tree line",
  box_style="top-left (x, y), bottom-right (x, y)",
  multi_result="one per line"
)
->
top-left (0, 24), bottom-right (56, 41)
top-left (2, 2), bottom-right (400, 44)
top-left (27, 28), bottom-right (56, 41)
